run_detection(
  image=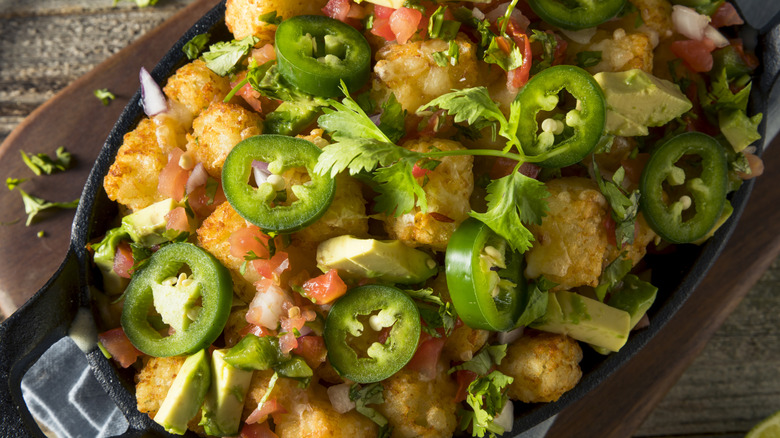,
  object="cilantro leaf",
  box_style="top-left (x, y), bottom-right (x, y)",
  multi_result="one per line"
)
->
top-left (20, 147), bottom-right (73, 176)
top-left (576, 51), bottom-right (602, 68)
top-left (350, 383), bottom-right (391, 432)
top-left (258, 11), bottom-right (283, 25)
top-left (422, 87), bottom-right (507, 132)
top-left (470, 172), bottom-right (548, 253)
top-left (704, 68), bottom-right (751, 113)
top-left (15, 189), bottom-right (78, 226)
top-left (93, 88), bottom-right (116, 105)
top-left (483, 36), bottom-right (524, 72)
top-left (449, 344), bottom-right (507, 376)
top-left (318, 88), bottom-right (391, 143)
top-left (529, 30), bottom-right (558, 75)
top-left (314, 138), bottom-right (419, 178)
top-left (405, 288), bottom-right (457, 336)
top-left (428, 6), bottom-right (461, 40)
top-left (461, 371), bottom-right (514, 437)
top-left (182, 33), bottom-right (210, 60)
top-left (515, 277), bottom-right (552, 327)
top-left (6, 178), bottom-right (26, 190)
top-left (592, 159), bottom-right (640, 247)
top-left (373, 159), bottom-right (428, 216)
top-left (378, 93), bottom-right (407, 143)
top-left (594, 253), bottom-right (633, 302)
top-left (203, 36), bottom-right (259, 76)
